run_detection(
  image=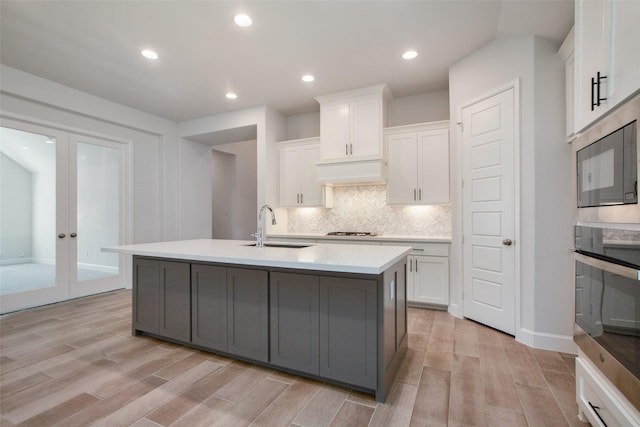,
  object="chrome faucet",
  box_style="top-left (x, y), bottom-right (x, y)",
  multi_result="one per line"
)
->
top-left (255, 205), bottom-right (277, 247)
